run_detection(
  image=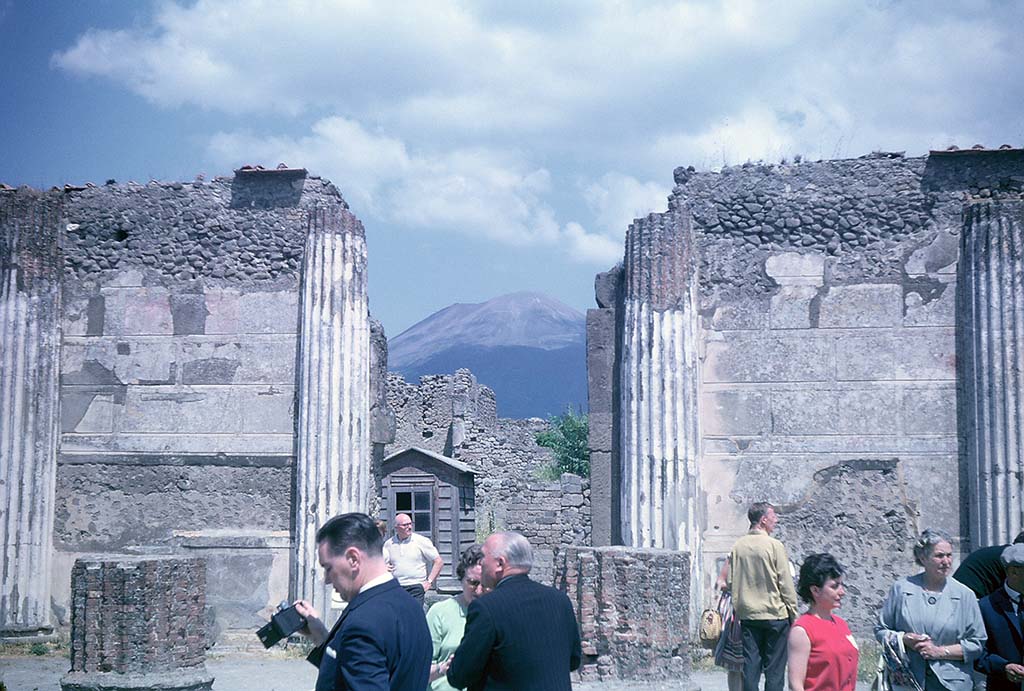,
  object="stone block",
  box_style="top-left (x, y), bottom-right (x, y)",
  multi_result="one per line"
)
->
top-left (771, 387), bottom-right (898, 436)
top-left (707, 299), bottom-right (769, 331)
top-left (704, 333), bottom-right (832, 383)
top-left (836, 334), bottom-right (895, 381)
top-left (702, 389), bottom-right (770, 436)
top-left (901, 386), bottom-right (957, 435)
top-left (586, 308), bottom-right (616, 415)
top-left (120, 386), bottom-right (241, 434)
top-left (765, 251), bottom-right (825, 280)
top-left (897, 456), bottom-right (960, 536)
top-left (239, 386), bottom-right (295, 434)
top-left (236, 291), bottom-right (299, 334)
top-left (100, 287), bottom-right (174, 336)
top-left (203, 289), bottom-right (241, 334)
top-left (893, 330), bottom-right (957, 380)
top-left (63, 338), bottom-right (178, 385)
top-left (63, 393), bottom-right (116, 434)
top-left (60, 432), bottom-right (294, 457)
top-left (770, 285), bottom-right (819, 329)
top-left (594, 268), bottom-right (622, 308)
top-left (817, 284), bottom-right (902, 328)
top-left (179, 341), bottom-right (243, 384)
top-left (904, 281), bottom-right (956, 327)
